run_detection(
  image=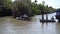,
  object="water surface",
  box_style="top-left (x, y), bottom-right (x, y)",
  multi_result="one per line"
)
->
top-left (0, 13), bottom-right (60, 34)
